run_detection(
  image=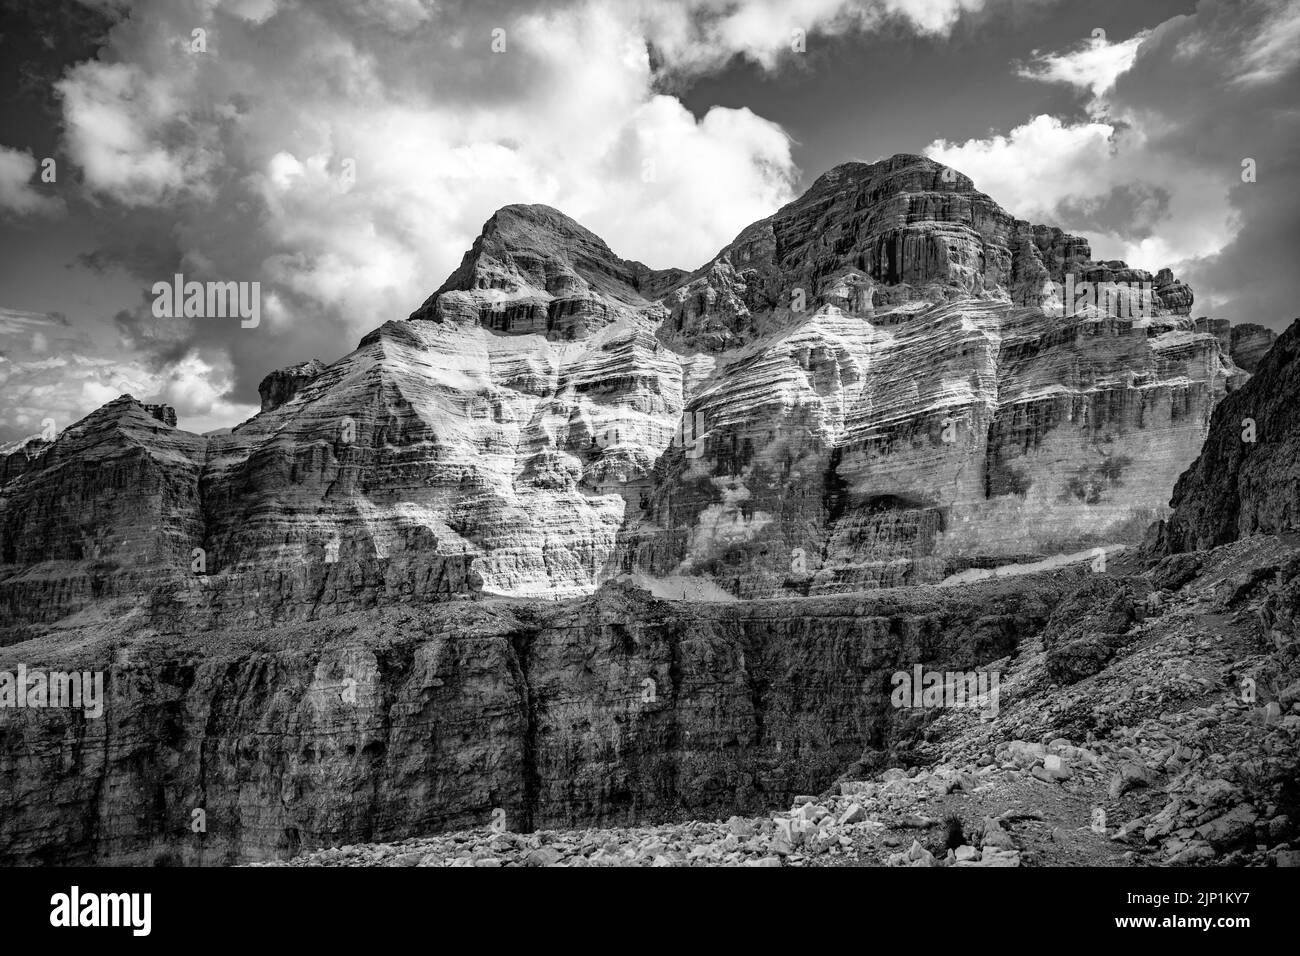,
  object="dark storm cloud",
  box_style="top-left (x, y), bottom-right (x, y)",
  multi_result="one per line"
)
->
top-left (1108, 0), bottom-right (1300, 328)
